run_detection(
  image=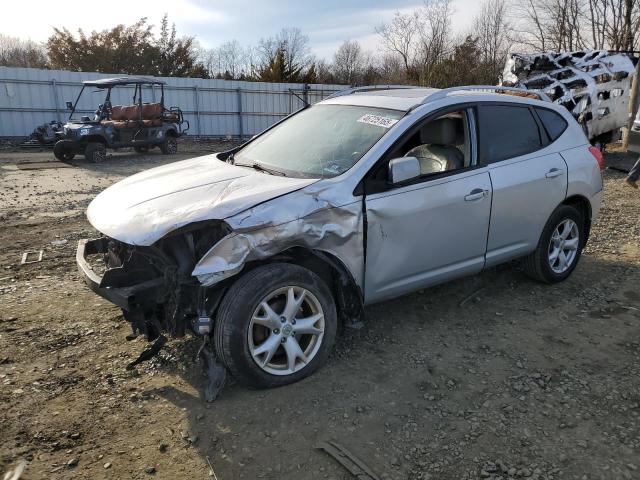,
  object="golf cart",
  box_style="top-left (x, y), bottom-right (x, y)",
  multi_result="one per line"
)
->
top-left (54, 77), bottom-right (189, 162)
